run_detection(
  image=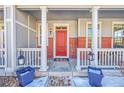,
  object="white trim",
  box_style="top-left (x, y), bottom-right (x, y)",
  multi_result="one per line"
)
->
top-left (53, 23), bottom-right (69, 58)
top-left (86, 21), bottom-right (102, 48)
top-left (112, 21), bottom-right (124, 48)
